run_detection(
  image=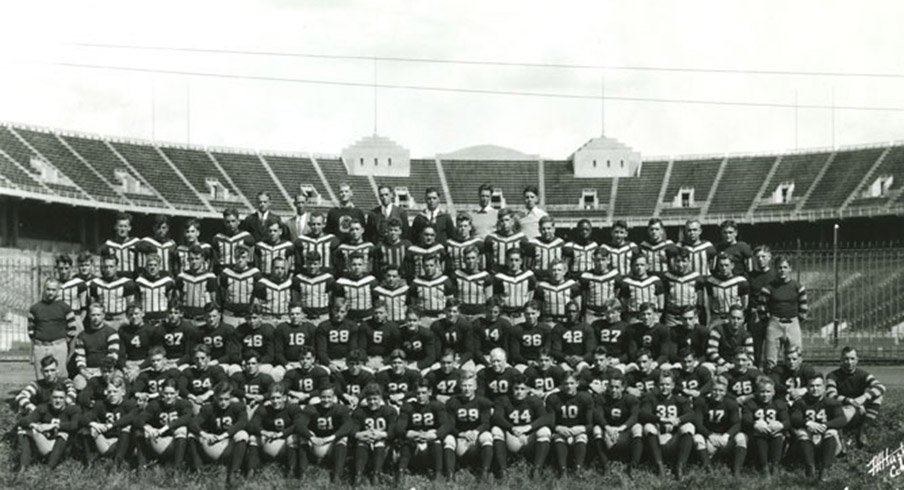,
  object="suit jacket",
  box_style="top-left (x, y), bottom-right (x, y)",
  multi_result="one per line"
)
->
top-left (284, 212), bottom-right (312, 241)
top-left (367, 204), bottom-right (409, 242)
top-left (240, 211), bottom-right (289, 243)
top-left (410, 209), bottom-right (456, 244)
